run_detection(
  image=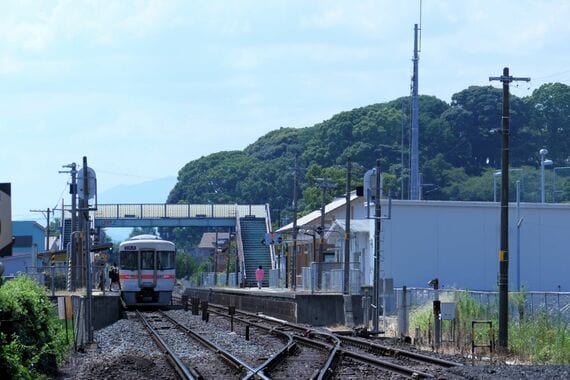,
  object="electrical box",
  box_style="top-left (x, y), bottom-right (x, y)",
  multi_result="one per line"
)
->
top-left (441, 302), bottom-right (456, 320)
